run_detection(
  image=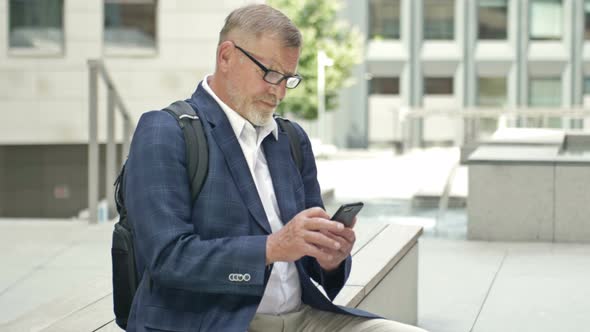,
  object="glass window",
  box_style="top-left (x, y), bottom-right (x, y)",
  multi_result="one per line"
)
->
top-left (530, 0), bottom-right (563, 41)
top-left (9, 0), bottom-right (64, 53)
top-left (369, 0), bottom-right (401, 40)
top-left (104, 0), bottom-right (157, 55)
top-left (477, 77), bottom-right (507, 106)
top-left (477, 77), bottom-right (507, 137)
top-left (478, 0), bottom-right (508, 40)
top-left (423, 0), bottom-right (454, 40)
top-left (585, 1), bottom-right (590, 40)
top-left (573, 76), bottom-right (590, 129)
top-left (529, 77), bottom-right (561, 106)
top-left (369, 77), bottom-right (400, 95)
top-left (424, 77), bottom-right (454, 95)
top-left (529, 77), bottom-right (562, 128)
top-left (584, 77), bottom-right (590, 94)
